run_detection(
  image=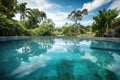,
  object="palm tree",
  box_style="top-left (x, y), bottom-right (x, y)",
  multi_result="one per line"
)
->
top-left (28, 9), bottom-right (46, 24)
top-left (68, 9), bottom-right (88, 25)
top-left (25, 9), bottom-right (46, 29)
top-left (17, 3), bottom-right (30, 25)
